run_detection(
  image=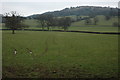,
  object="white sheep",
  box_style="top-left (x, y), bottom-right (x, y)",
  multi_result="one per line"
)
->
top-left (26, 48), bottom-right (32, 54)
top-left (14, 49), bottom-right (17, 54)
